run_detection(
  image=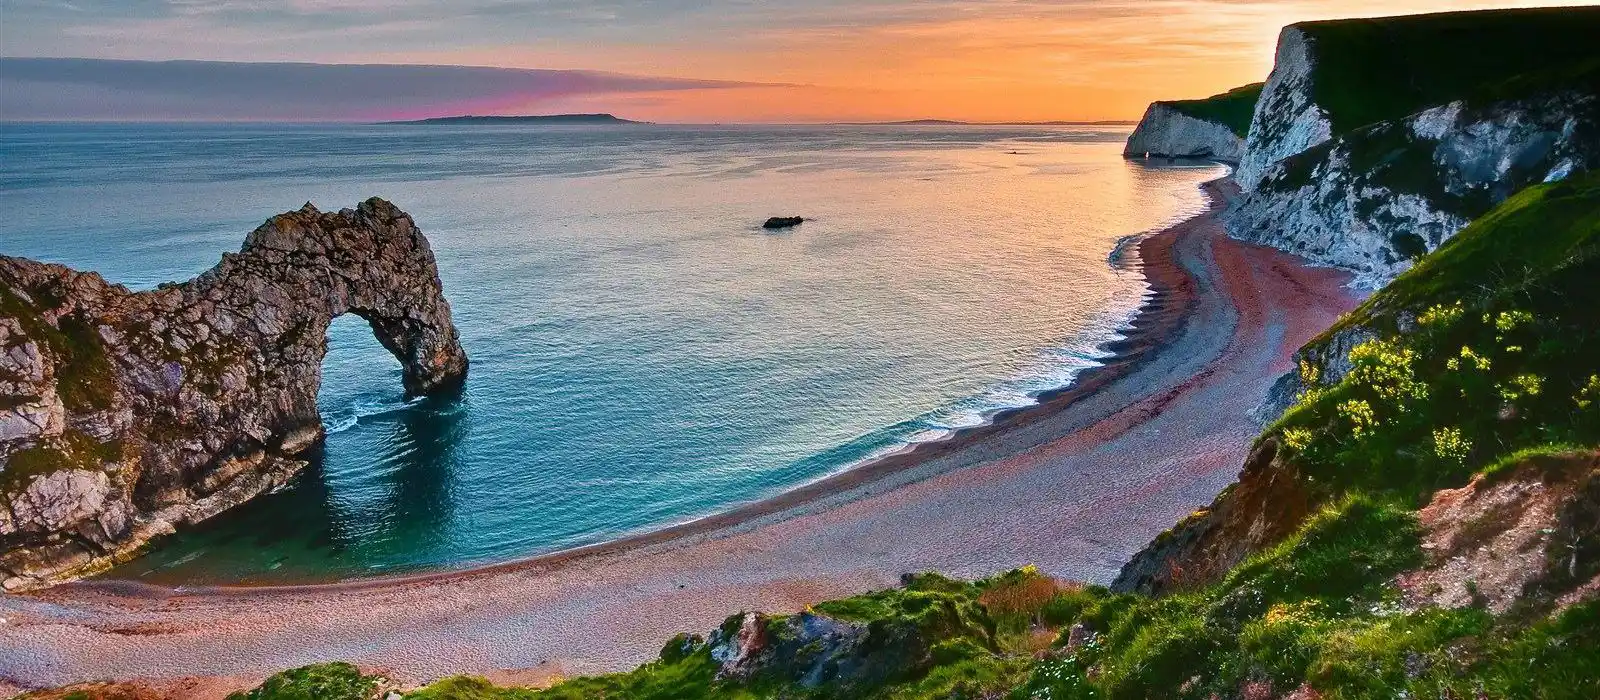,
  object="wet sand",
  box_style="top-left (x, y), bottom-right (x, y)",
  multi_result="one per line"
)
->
top-left (0, 178), bottom-right (1361, 697)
